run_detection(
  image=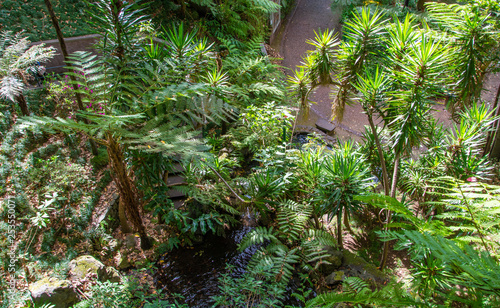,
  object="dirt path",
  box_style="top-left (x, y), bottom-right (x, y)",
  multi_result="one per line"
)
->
top-left (277, 0), bottom-right (368, 141)
top-left (276, 1), bottom-right (499, 141)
